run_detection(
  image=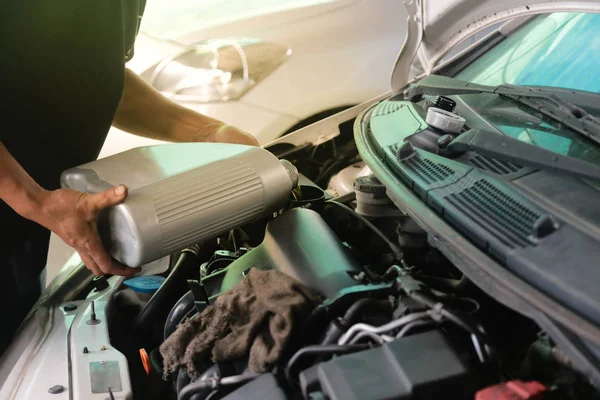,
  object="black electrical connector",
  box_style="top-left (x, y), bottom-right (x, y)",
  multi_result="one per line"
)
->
top-left (285, 344), bottom-right (370, 387)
